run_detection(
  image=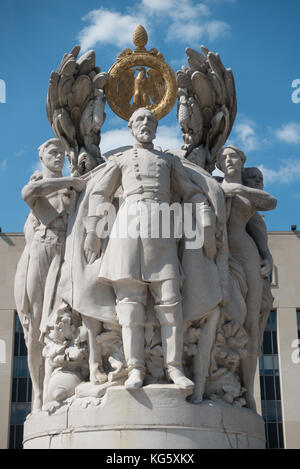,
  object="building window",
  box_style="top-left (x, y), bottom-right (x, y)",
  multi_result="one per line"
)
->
top-left (259, 310), bottom-right (284, 449)
top-left (296, 310), bottom-right (300, 341)
top-left (9, 313), bottom-right (31, 449)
